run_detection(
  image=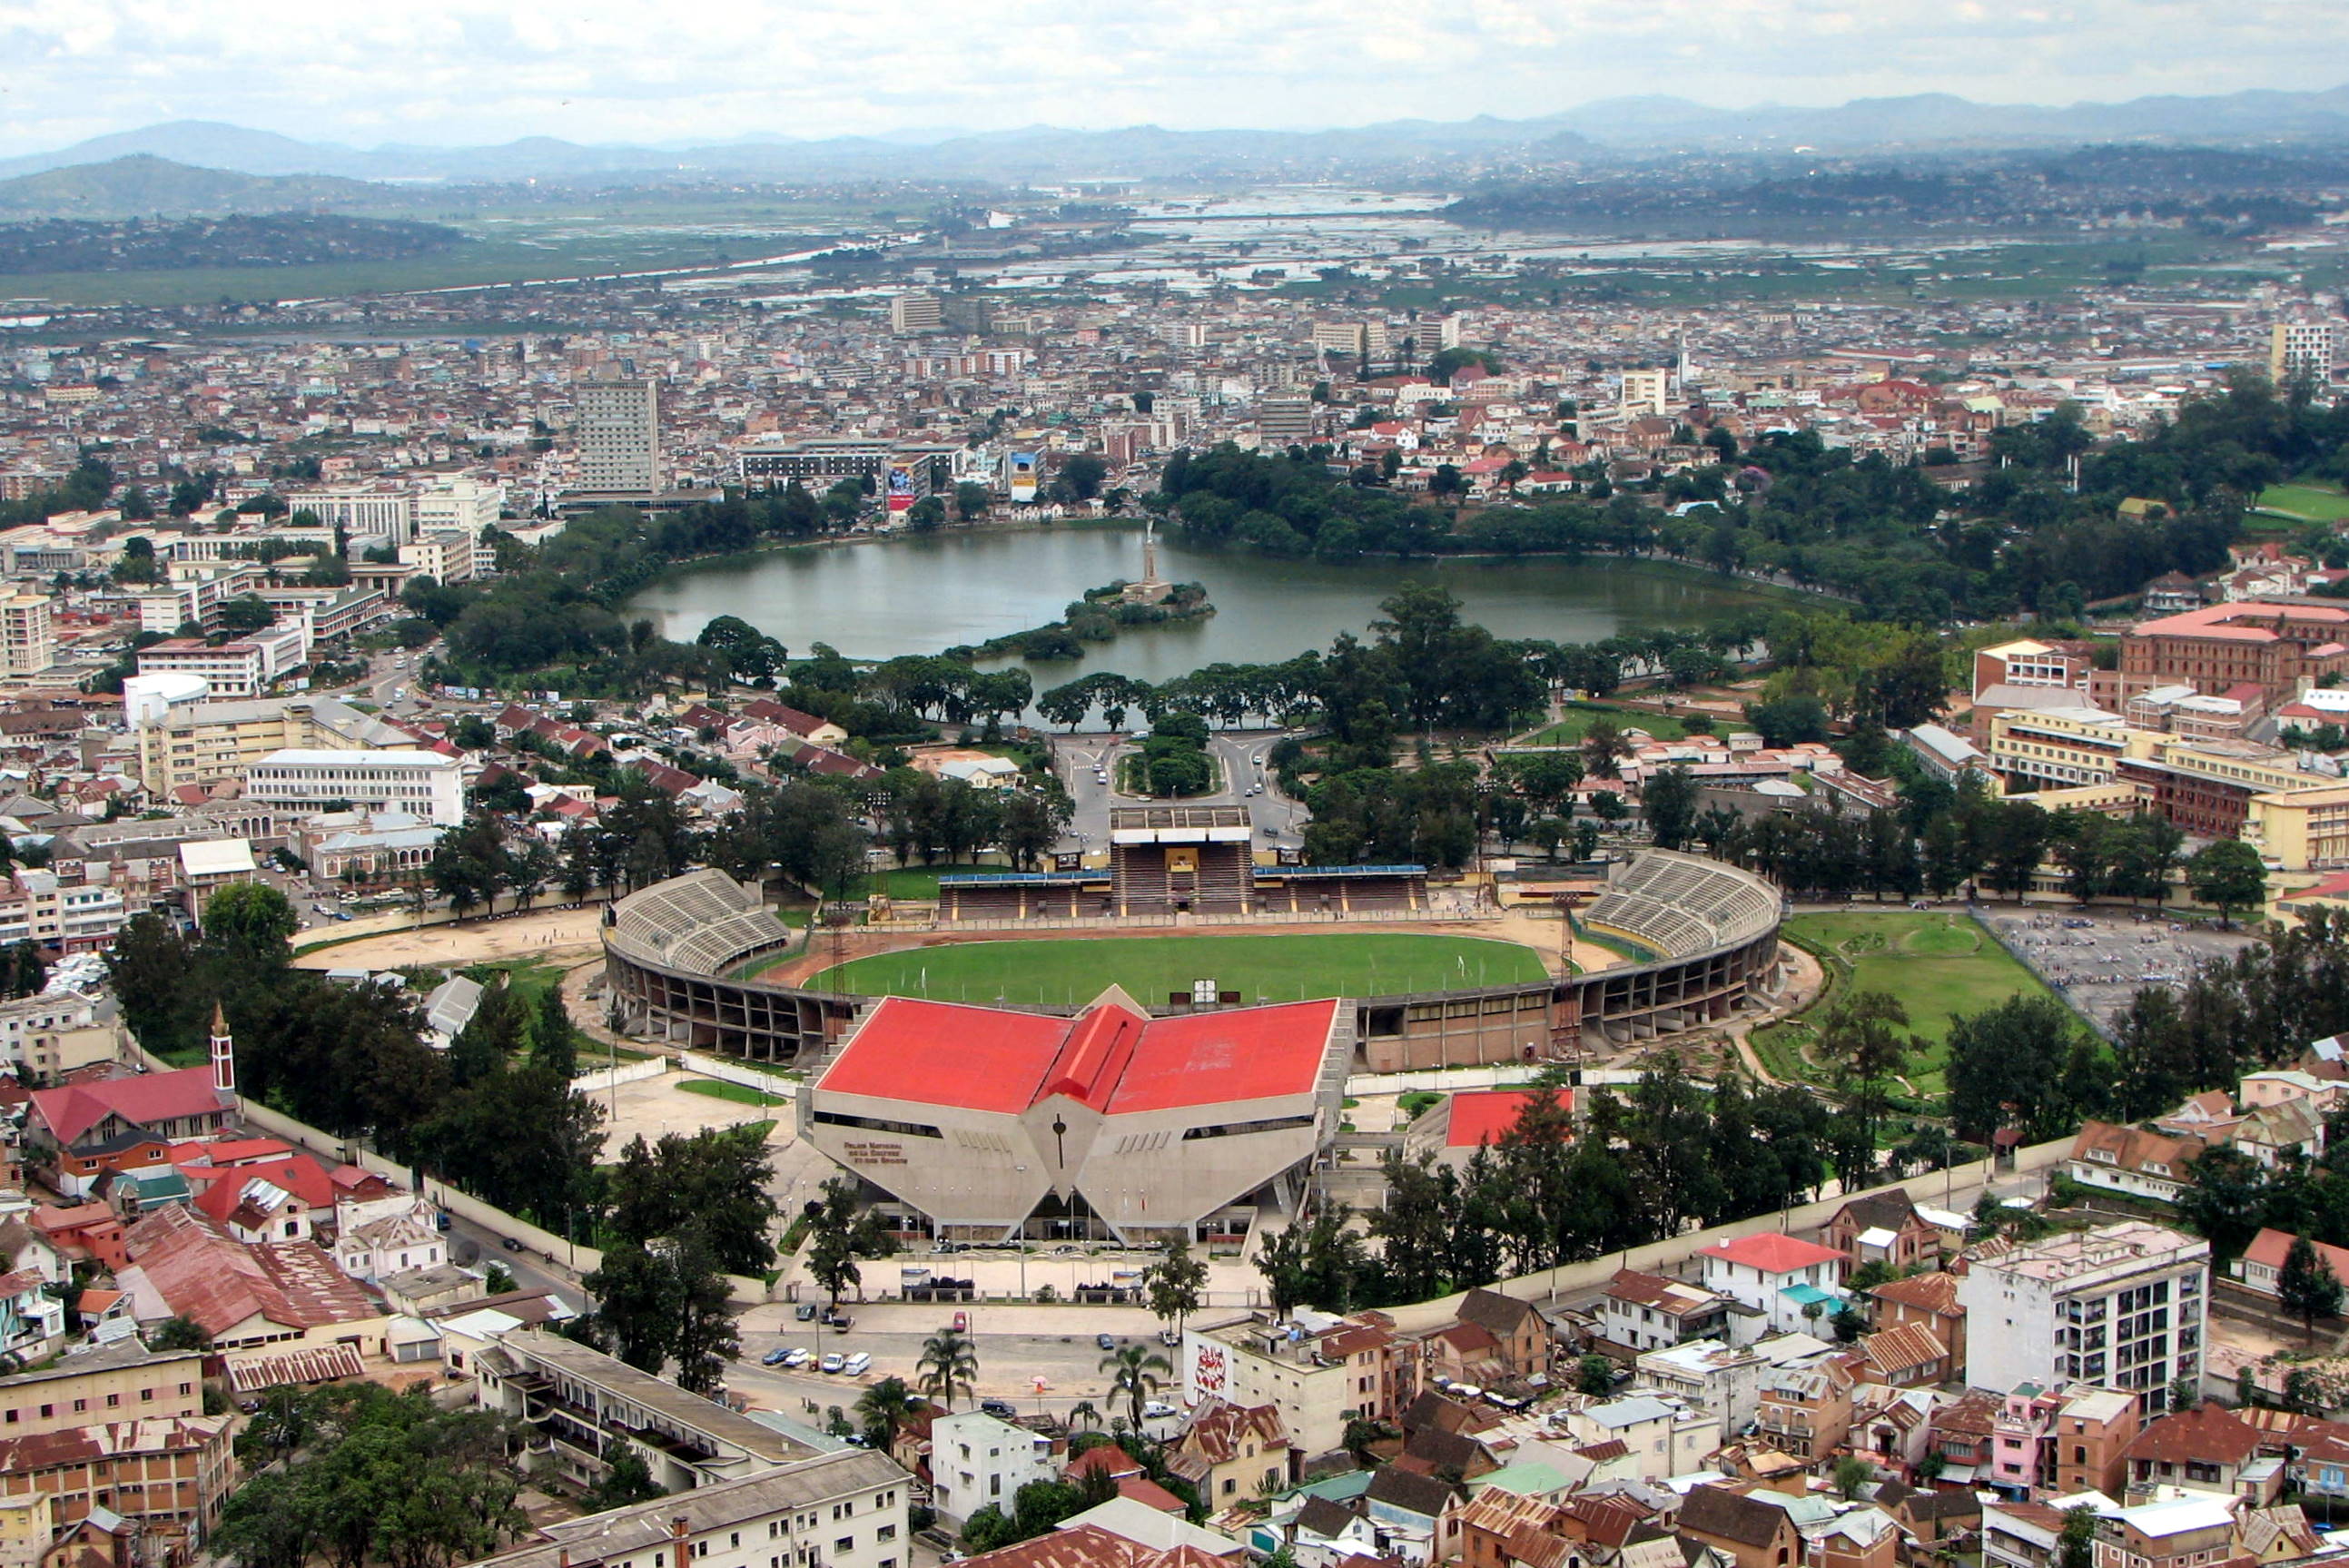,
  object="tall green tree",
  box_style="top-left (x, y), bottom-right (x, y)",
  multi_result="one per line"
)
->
top-left (2278, 1235), bottom-right (2344, 1343)
top-left (804, 1175), bottom-right (894, 1309)
top-left (917, 1328), bottom-right (980, 1413)
top-left (2188, 839), bottom-right (2268, 929)
top-left (1143, 1236), bottom-right (1208, 1341)
top-left (1100, 1342), bottom-right (1173, 1430)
